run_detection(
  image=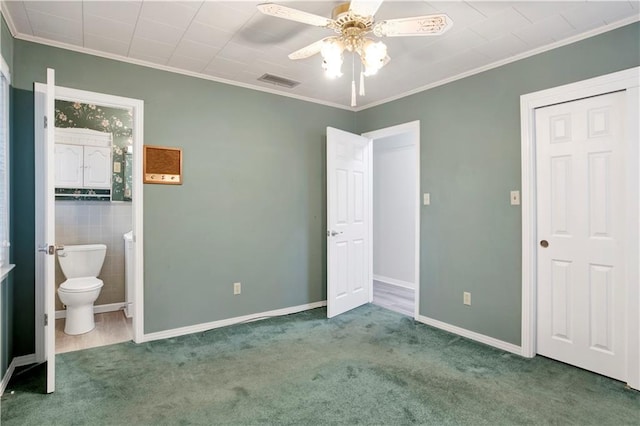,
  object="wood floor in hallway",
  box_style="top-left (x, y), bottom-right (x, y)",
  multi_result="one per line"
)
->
top-left (372, 280), bottom-right (414, 317)
top-left (55, 310), bottom-right (132, 354)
